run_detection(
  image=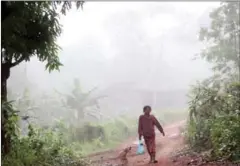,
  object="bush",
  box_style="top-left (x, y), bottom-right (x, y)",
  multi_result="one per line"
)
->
top-left (102, 117), bottom-right (137, 142)
top-left (210, 114), bottom-right (240, 161)
top-left (70, 116), bottom-right (137, 155)
top-left (69, 124), bottom-right (106, 143)
top-left (40, 116), bottom-right (138, 155)
top-left (187, 118), bottom-right (212, 152)
top-left (186, 81), bottom-right (240, 161)
top-left (2, 125), bottom-right (90, 166)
